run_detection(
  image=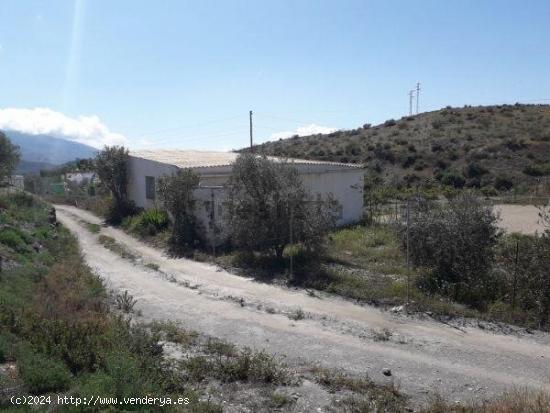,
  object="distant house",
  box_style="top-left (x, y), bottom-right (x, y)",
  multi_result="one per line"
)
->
top-left (8, 175), bottom-right (24, 191)
top-left (127, 150), bottom-right (364, 245)
top-left (65, 172), bottom-right (97, 185)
